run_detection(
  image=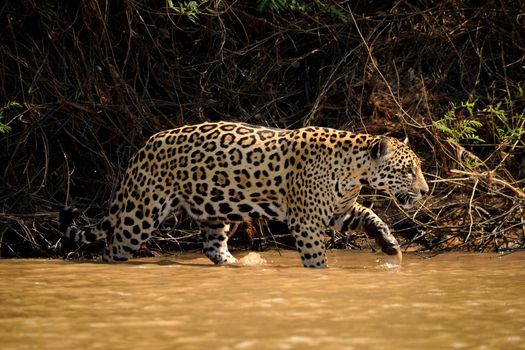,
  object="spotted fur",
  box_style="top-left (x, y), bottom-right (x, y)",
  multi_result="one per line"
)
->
top-left (59, 121), bottom-right (428, 268)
